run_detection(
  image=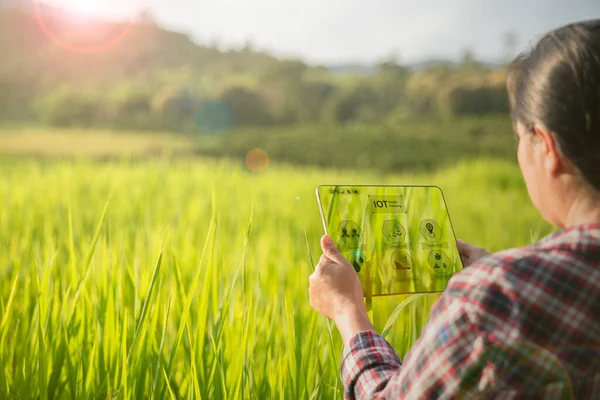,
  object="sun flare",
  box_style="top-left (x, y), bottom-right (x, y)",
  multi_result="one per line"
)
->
top-left (32, 0), bottom-right (134, 53)
top-left (43, 0), bottom-right (116, 18)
